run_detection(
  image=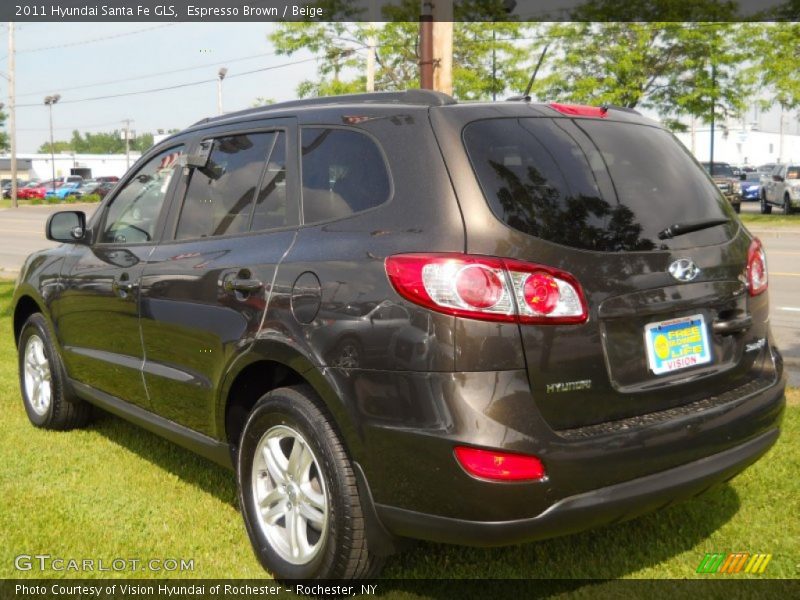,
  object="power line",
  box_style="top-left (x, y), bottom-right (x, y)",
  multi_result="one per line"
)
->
top-left (16, 24), bottom-right (177, 54)
top-left (16, 50), bottom-right (284, 98)
top-left (15, 56), bottom-right (321, 108)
